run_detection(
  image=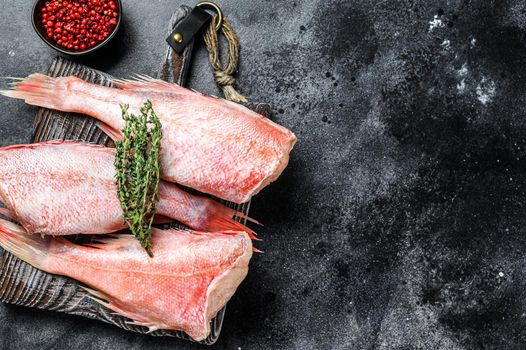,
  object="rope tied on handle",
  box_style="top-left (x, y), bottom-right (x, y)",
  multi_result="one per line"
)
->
top-left (202, 15), bottom-right (247, 103)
